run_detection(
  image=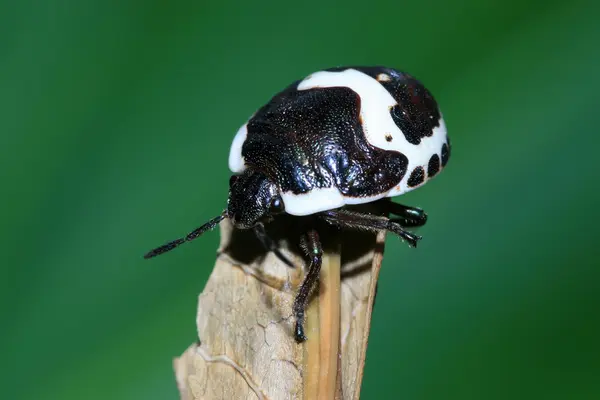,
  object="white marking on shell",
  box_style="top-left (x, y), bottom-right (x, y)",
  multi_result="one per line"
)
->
top-left (228, 123), bottom-right (248, 173)
top-left (298, 68), bottom-right (448, 199)
top-left (281, 187), bottom-right (345, 216)
top-left (377, 73), bottom-right (391, 82)
top-left (389, 115), bottom-right (448, 197)
top-left (282, 188), bottom-right (390, 215)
